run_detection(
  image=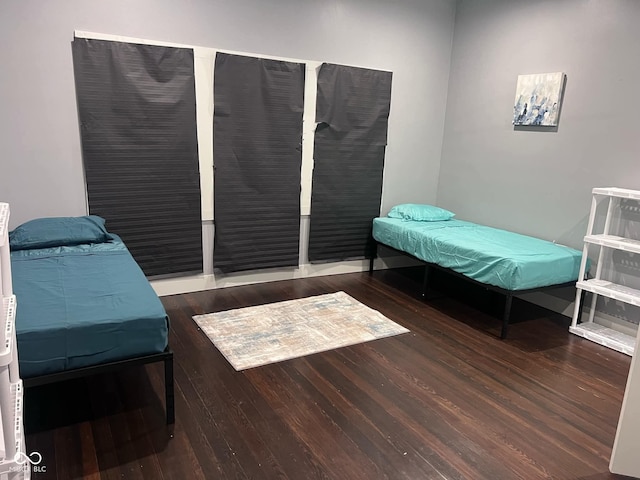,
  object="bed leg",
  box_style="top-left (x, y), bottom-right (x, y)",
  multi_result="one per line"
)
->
top-left (368, 242), bottom-right (378, 274)
top-left (422, 265), bottom-right (431, 299)
top-left (165, 354), bottom-right (175, 425)
top-left (501, 294), bottom-right (513, 339)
